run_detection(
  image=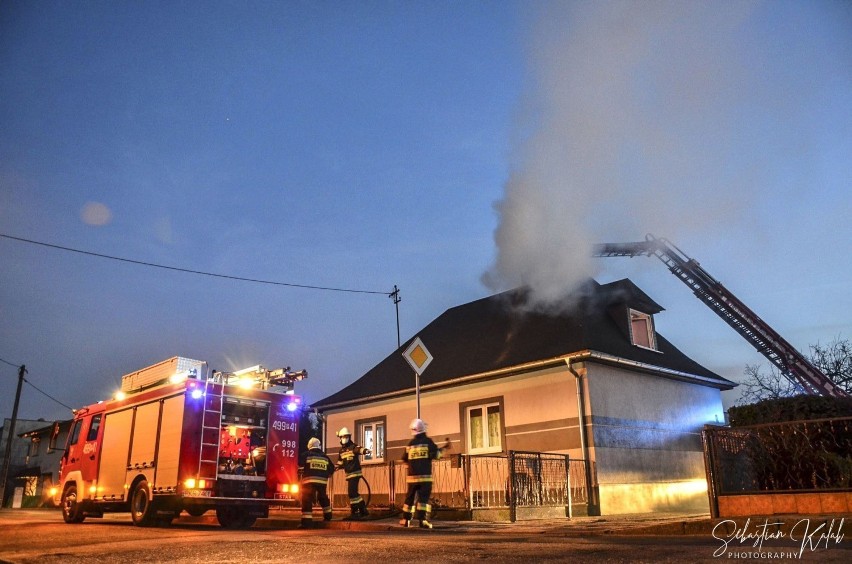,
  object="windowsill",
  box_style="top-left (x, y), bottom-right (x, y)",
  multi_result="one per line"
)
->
top-left (467, 448), bottom-right (503, 456)
top-left (632, 343), bottom-right (662, 353)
